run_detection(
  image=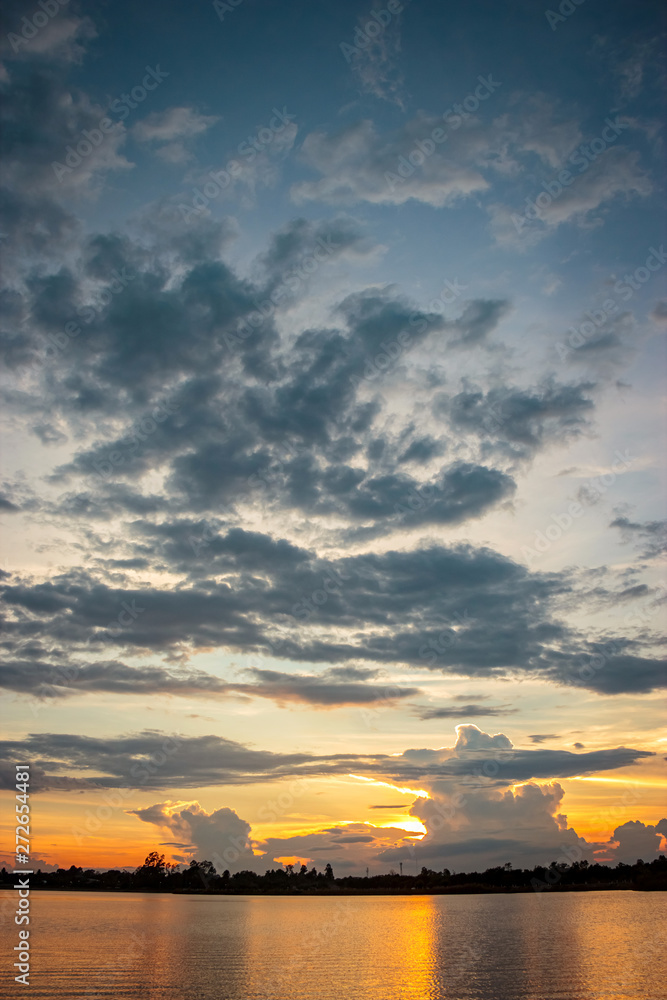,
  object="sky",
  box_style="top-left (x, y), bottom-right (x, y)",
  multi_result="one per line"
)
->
top-left (0, 0), bottom-right (665, 877)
